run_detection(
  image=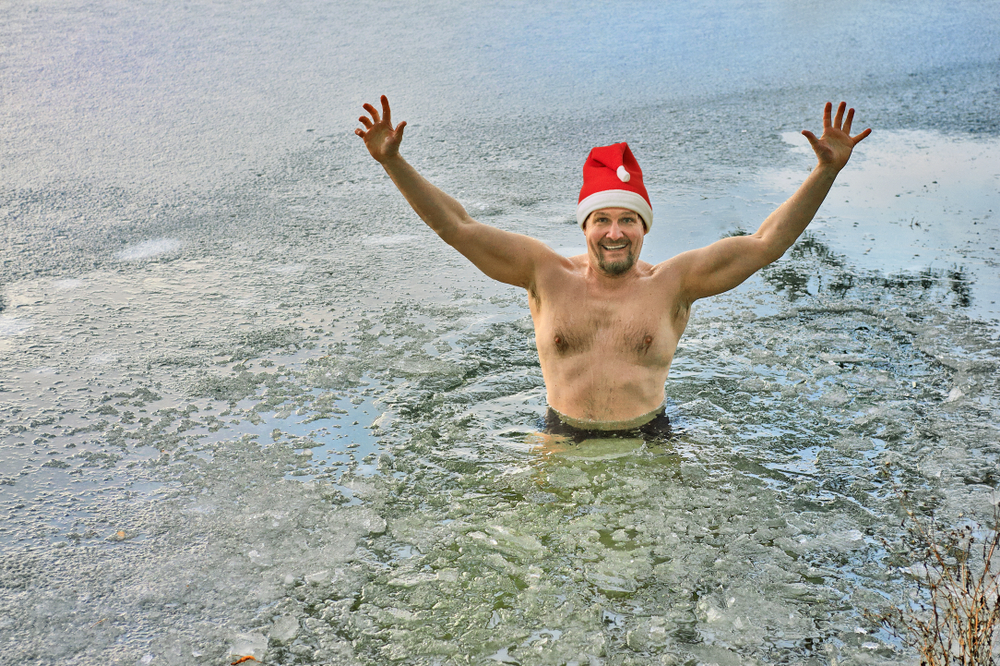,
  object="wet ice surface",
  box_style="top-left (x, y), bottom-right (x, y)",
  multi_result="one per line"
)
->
top-left (3, 1), bottom-right (1000, 665)
top-left (3, 149), bottom-right (999, 665)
